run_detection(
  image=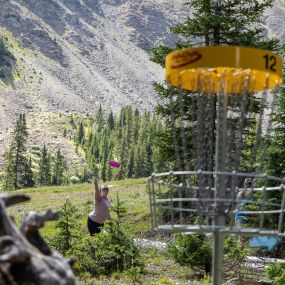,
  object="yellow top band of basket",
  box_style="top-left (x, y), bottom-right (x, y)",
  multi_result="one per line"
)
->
top-left (165, 46), bottom-right (282, 93)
